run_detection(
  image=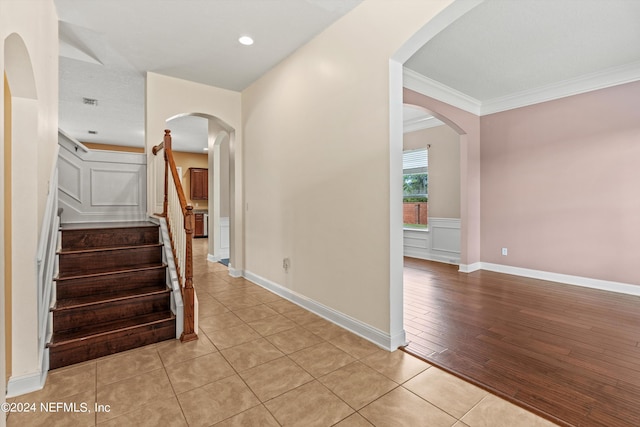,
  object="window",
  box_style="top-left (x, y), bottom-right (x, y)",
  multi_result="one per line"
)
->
top-left (403, 148), bottom-right (428, 228)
